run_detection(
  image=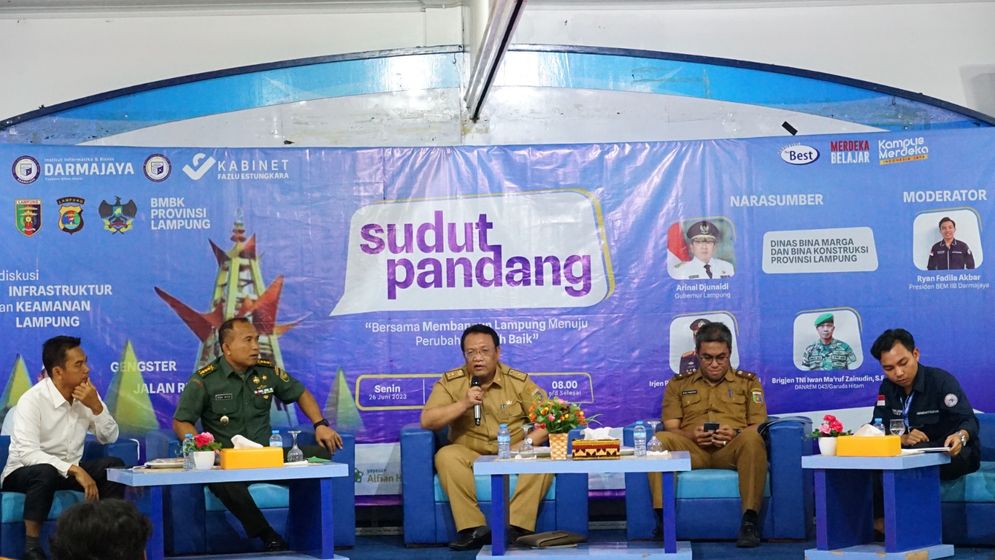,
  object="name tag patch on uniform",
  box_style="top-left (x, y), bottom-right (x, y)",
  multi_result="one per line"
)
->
top-left (944, 393), bottom-right (958, 407)
top-left (254, 387), bottom-right (275, 396)
top-left (751, 390), bottom-right (763, 404)
top-left (681, 390), bottom-right (698, 396)
top-left (917, 409), bottom-right (939, 416)
top-left (500, 400), bottom-right (512, 410)
top-left (214, 393), bottom-right (233, 401)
